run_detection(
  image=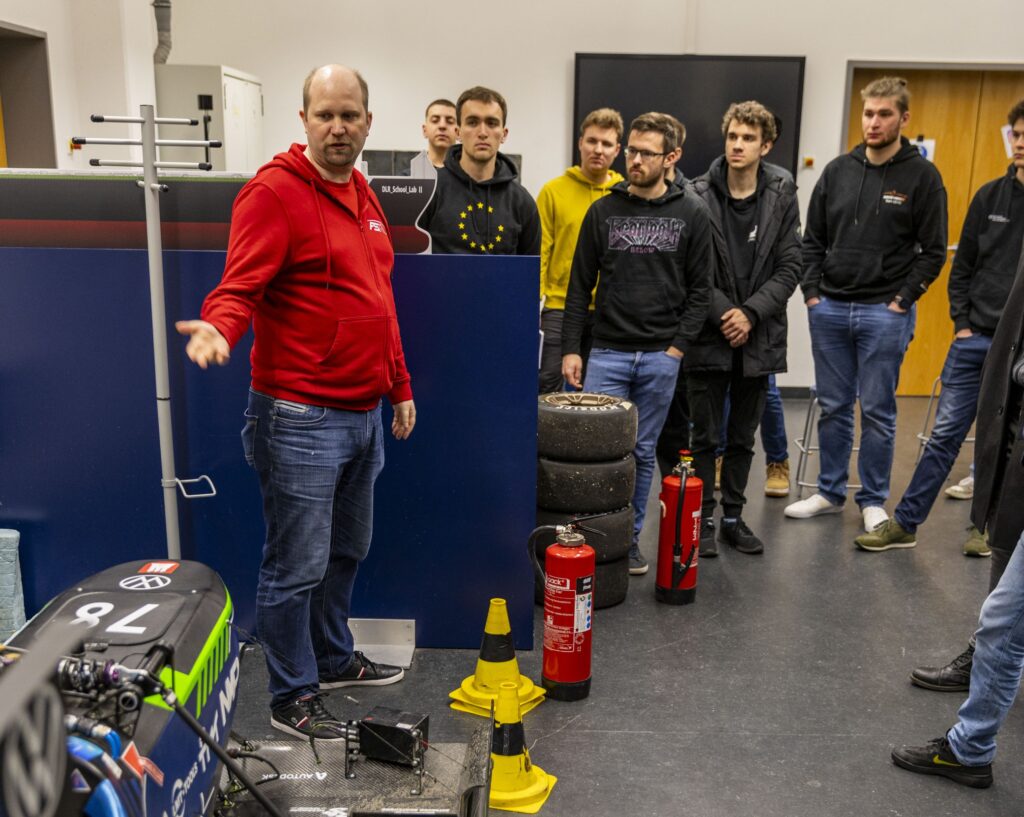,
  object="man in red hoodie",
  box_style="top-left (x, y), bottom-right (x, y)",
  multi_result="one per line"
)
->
top-left (176, 65), bottom-right (415, 740)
